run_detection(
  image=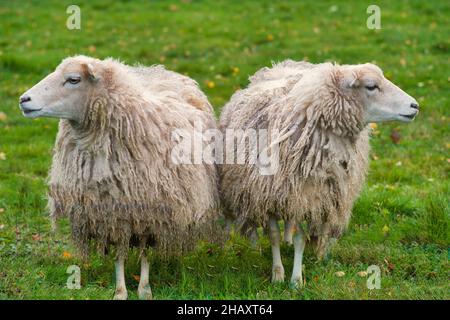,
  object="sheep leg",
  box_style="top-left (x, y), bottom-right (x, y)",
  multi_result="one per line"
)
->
top-left (113, 256), bottom-right (128, 300)
top-left (249, 227), bottom-right (259, 249)
top-left (225, 217), bottom-right (233, 234)
top-left (137, 252), bottom-right (153, 300)
top-left (51, 219), bottom-right (57, 232)
top-left (290, 223), bottom-right (306, 289)
top-left (283, 219), bottom-right (294, 245)
top-left (269, 217), bottom-right (285, 282)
